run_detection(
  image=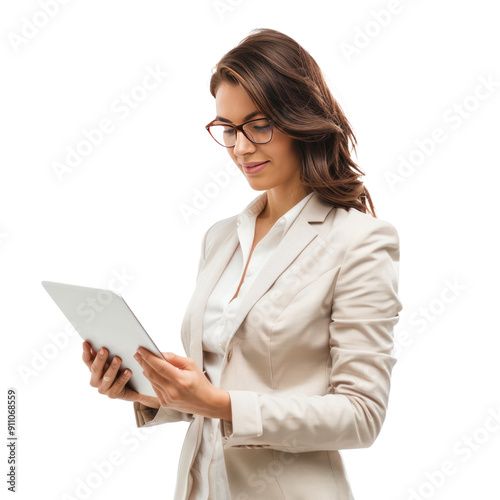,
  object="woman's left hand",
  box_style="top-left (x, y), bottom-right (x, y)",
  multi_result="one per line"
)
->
top-left (133, 347), bottom-right (231, 420)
